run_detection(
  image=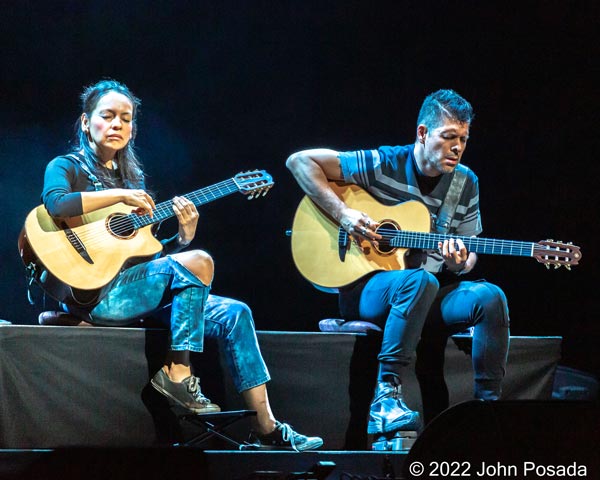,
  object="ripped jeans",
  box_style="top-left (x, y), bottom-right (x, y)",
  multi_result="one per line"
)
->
top-left (73, 256), bottom-right (270, 393)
